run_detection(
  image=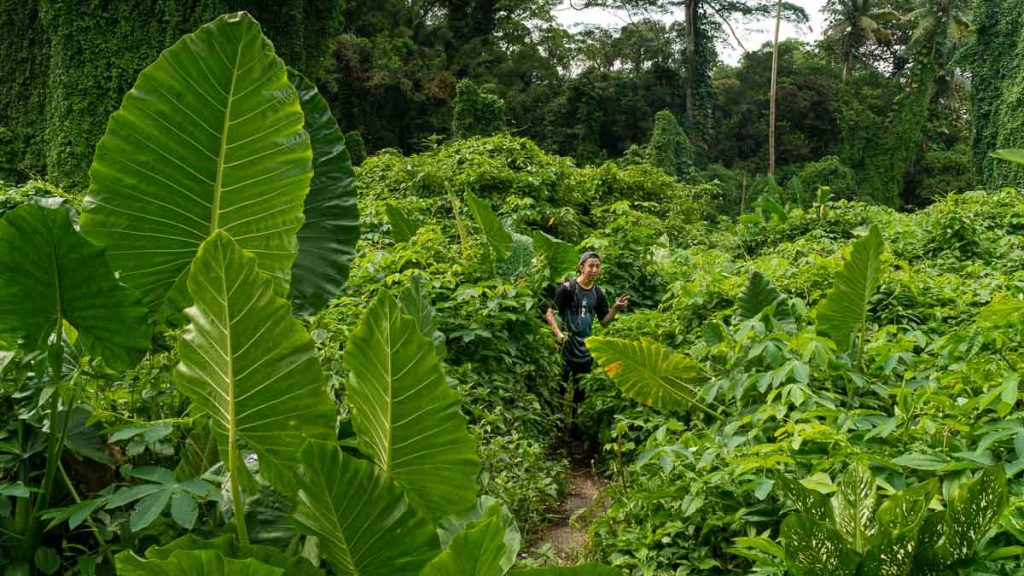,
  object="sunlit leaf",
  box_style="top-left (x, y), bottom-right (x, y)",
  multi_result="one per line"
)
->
top-left (816, 225), bottom-right (884, 350)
